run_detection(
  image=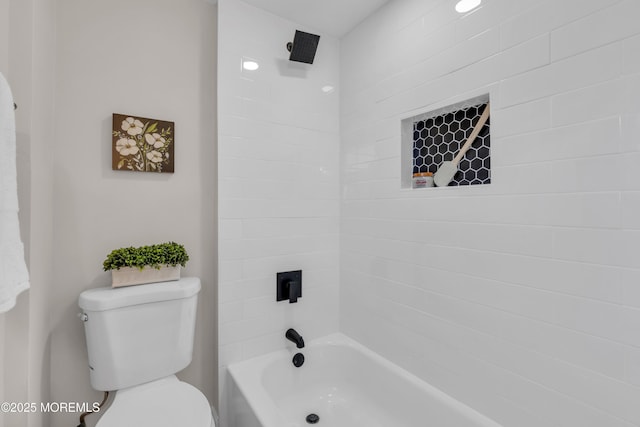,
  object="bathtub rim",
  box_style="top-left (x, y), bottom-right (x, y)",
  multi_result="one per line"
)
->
top-left (227, 332), bottom-right (503, 427)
